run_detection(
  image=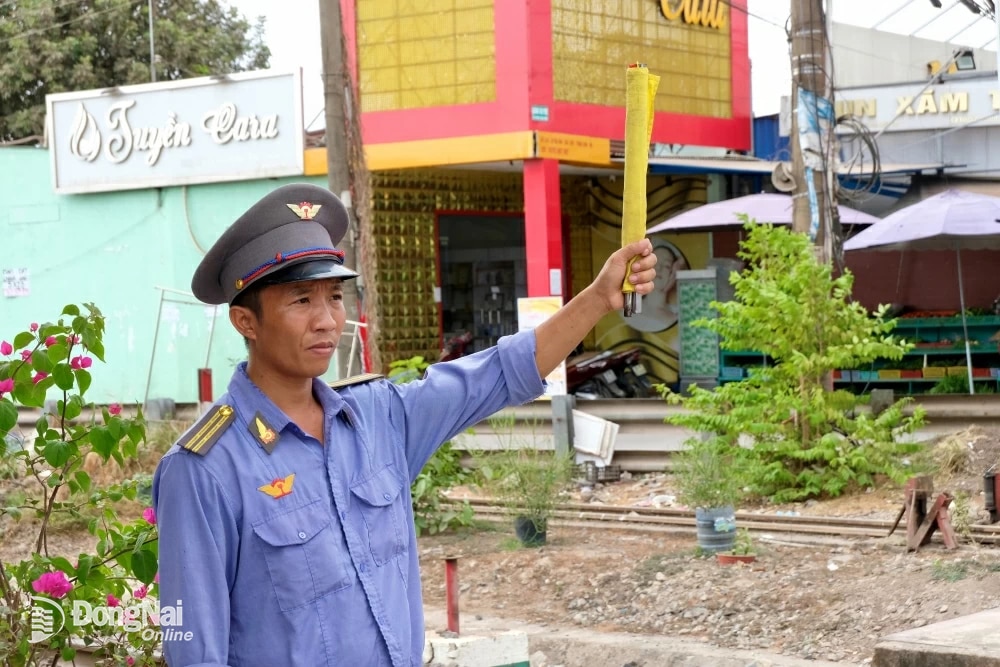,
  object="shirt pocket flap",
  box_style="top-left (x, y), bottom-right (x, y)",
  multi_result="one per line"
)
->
top-left (253, 499), bottom-right (333, 547)
top-left (350, 464), bottom-right (404, 508)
